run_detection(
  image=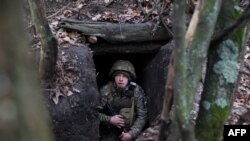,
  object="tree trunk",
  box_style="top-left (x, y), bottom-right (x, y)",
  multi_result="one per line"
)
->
top-left (195, 1), bottom-right (247, 140)
top-left (161, 1), bottom-right (186, 140)
top-left (212, 4), bottom-right (250, 46)
top-left (162, 0), bottom-right (222, 141)
top-left (0, 1), bottom-right (53, 141)
top-left (195, 35), bottom-right (246, 141)
top-left (158, 53), bottom-right (174, 141)
top-left (28, 0), bottom-right (58, 79)
top-left (58, 19), bottom-right (173, 43)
